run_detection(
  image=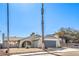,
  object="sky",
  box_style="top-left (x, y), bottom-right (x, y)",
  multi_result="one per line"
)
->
top-left (0, 3), bottom-right (79, 42)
